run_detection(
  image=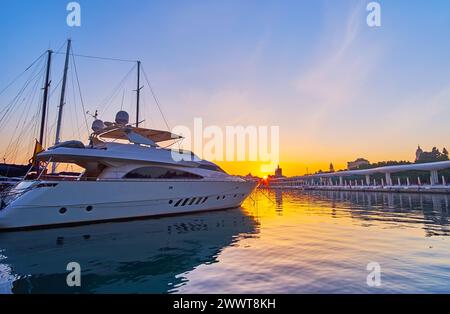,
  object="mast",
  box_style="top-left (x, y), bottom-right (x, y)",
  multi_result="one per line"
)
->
top-left (39, 49), bottom-right (53, 146)
top-left (54, 39), bottom-right (71, 146)
top-left (51, 39), bottom-right (71, 174)
top-left (136, 60), bottom-right (141, 127)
